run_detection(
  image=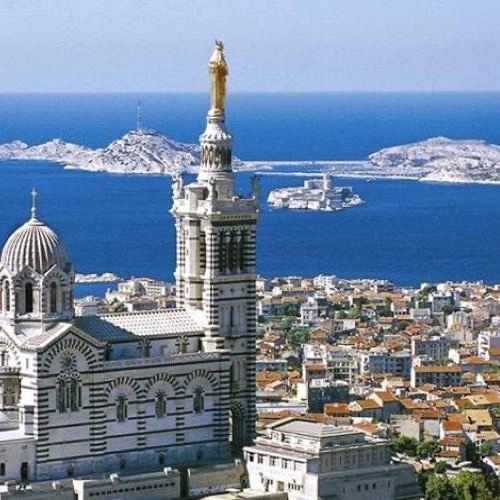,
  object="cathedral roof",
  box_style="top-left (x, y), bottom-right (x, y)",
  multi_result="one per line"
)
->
top-left (74, 309), bottom-right (203, 341)
top-left (1, 213), bottom-right (69, 275)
